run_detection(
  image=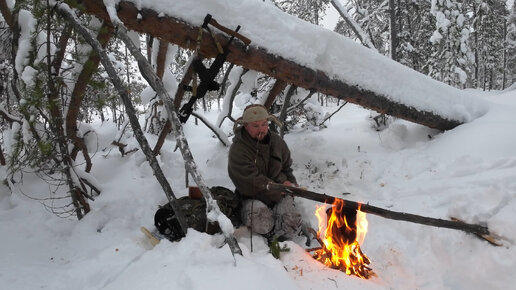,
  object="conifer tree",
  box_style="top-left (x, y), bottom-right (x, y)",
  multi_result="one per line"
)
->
top-left (428, 0), bottom-right (473, 87)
